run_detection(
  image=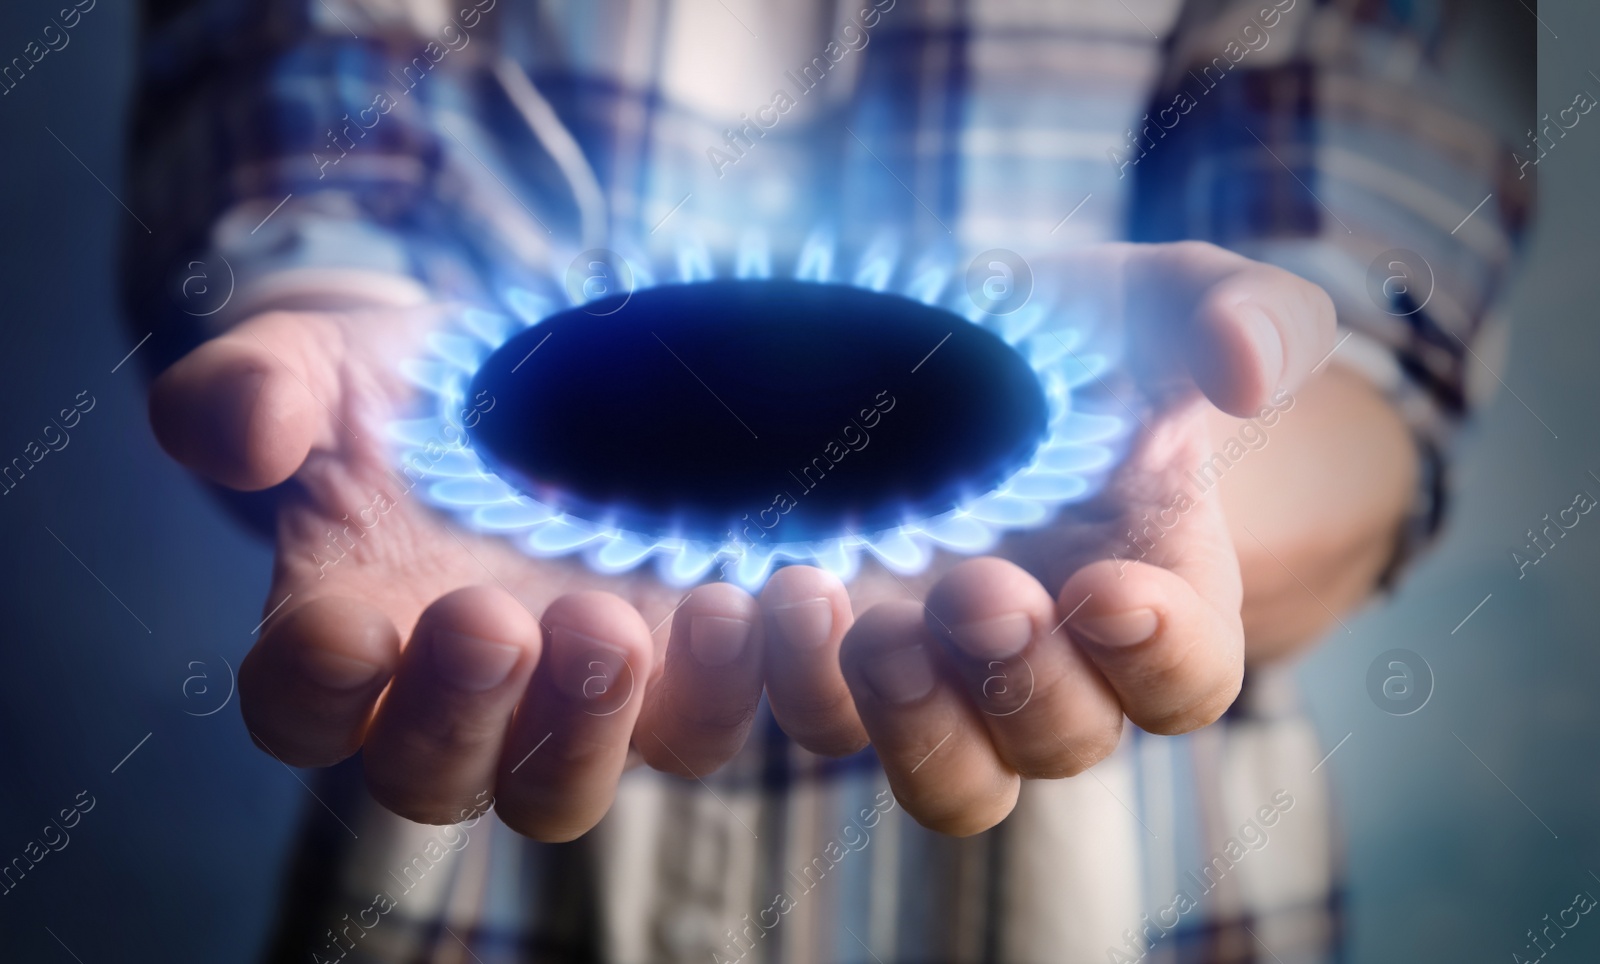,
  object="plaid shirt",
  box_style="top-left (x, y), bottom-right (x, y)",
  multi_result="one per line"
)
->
top-left (124, 1), bottom-right (1527, 962)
